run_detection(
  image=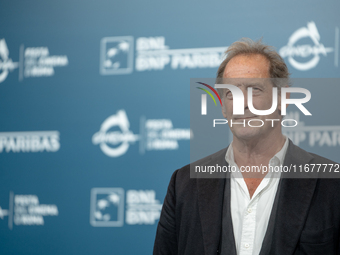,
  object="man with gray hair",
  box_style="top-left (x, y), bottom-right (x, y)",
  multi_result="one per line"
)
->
top-left (154, 38), bottom-right (340, 255)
